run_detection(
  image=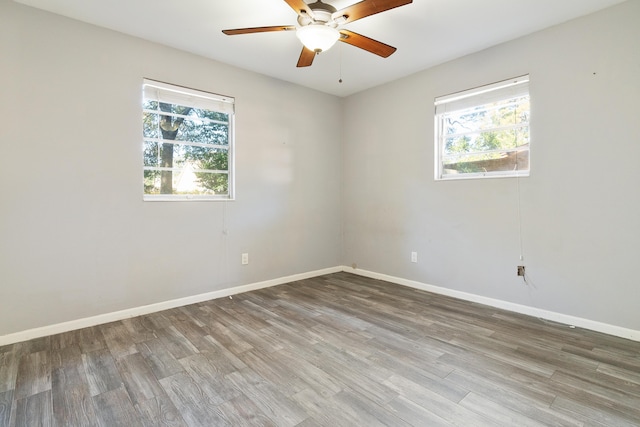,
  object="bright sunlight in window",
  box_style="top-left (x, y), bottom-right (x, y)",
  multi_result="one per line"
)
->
top-left (142, 79), bottom-right (234, 200)
top-left (435, 75), bottom-right (530, 180)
